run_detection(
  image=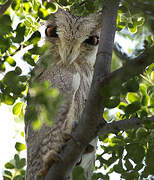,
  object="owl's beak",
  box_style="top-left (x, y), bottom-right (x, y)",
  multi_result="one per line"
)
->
top-left (59, 42), bottom-right (80, 64)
